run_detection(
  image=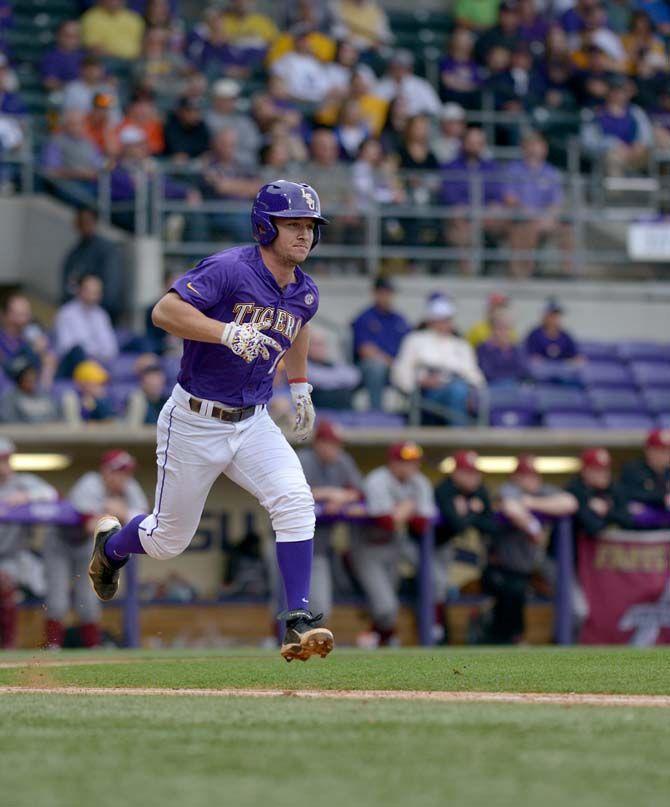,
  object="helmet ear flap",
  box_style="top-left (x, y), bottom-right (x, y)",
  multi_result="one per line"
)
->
top-left (252, 211), bottom-right (279, 245)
